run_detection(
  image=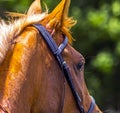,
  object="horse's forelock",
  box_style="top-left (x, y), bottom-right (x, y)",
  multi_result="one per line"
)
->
top-left (0, 12), bottom-right (47, 64)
